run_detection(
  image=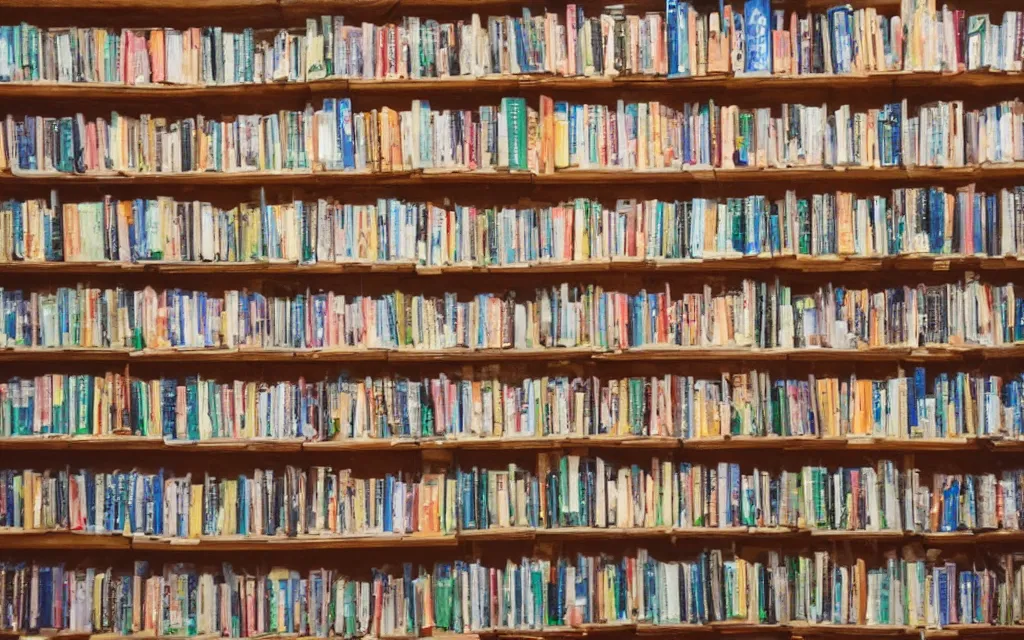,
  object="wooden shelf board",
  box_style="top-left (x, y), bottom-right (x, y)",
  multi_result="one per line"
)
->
top-left (0, 435), bottom-right (1011, 453)
top-left (1, 256), bottom-right (1022, 277)
top-left (128, 348), bottom-right (390, 363)
top-left (3, 166), bottom-right (1023, 189)
top-left (130, 533), bottom-right (456, 551)
top-left (386, 347), bottom-right (599, 363)
top-left (1, 526), bottom-right (1015, 551)
top-left (0, 530), bottom-right (130, 549)
top-left (3, 71), bottom-right (1024, 103)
